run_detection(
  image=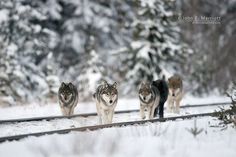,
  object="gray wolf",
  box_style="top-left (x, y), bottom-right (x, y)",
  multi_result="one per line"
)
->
top-left (58, 82), bottom-right (78, 116)
top-left (93, 80), bottom-right (118, 124)
top-left (139, 81), bottom-right (160, 119)
top-left (167, 75), bottom-right (183, 113)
